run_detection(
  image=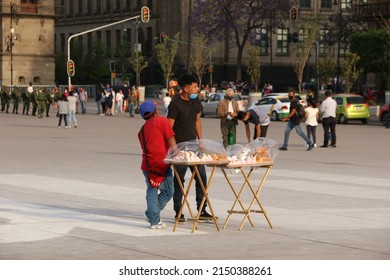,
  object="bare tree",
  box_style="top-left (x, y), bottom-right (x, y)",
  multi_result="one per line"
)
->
top-left (189, 35), bottom-right (210, 88)
top-left (291, 24), bottom-right (318, 92)
top-left (129, 50), bottom-right (148, 86)
top-left (318, 50), bottom-right (337, 89)
top-left (155, 33), bottom-right (180, 89)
